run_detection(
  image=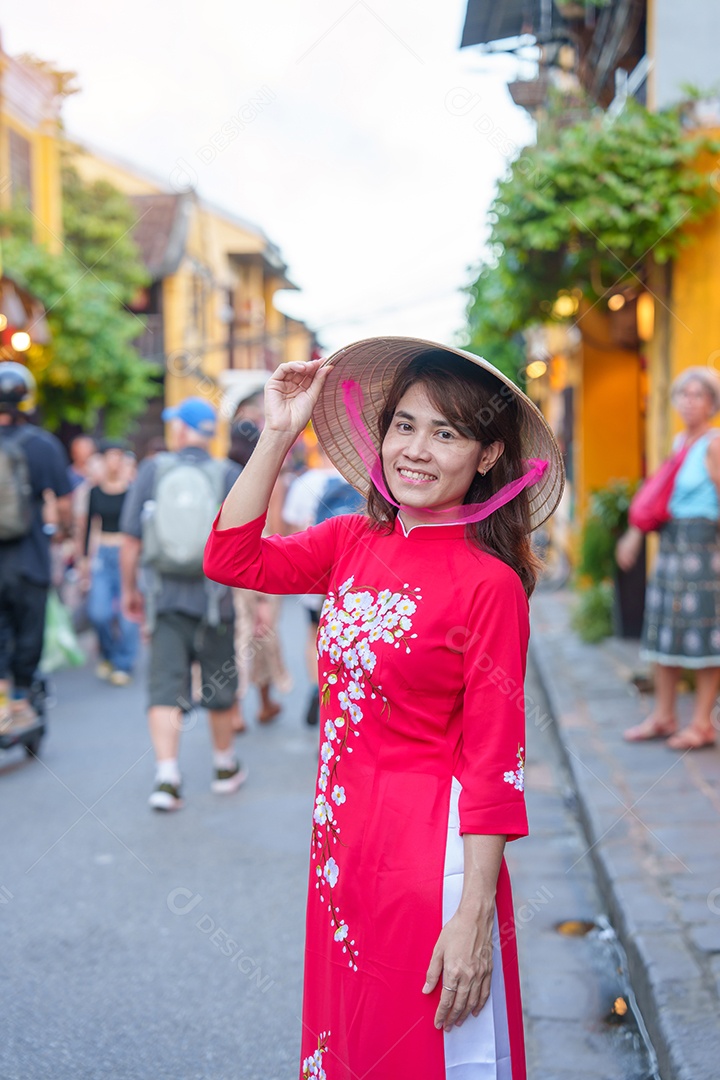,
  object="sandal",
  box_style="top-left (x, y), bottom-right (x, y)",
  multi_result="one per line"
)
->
top-left (666, 727), bottom-right (716, 751)
top-left (623, 717), bottom-right (678, 742)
